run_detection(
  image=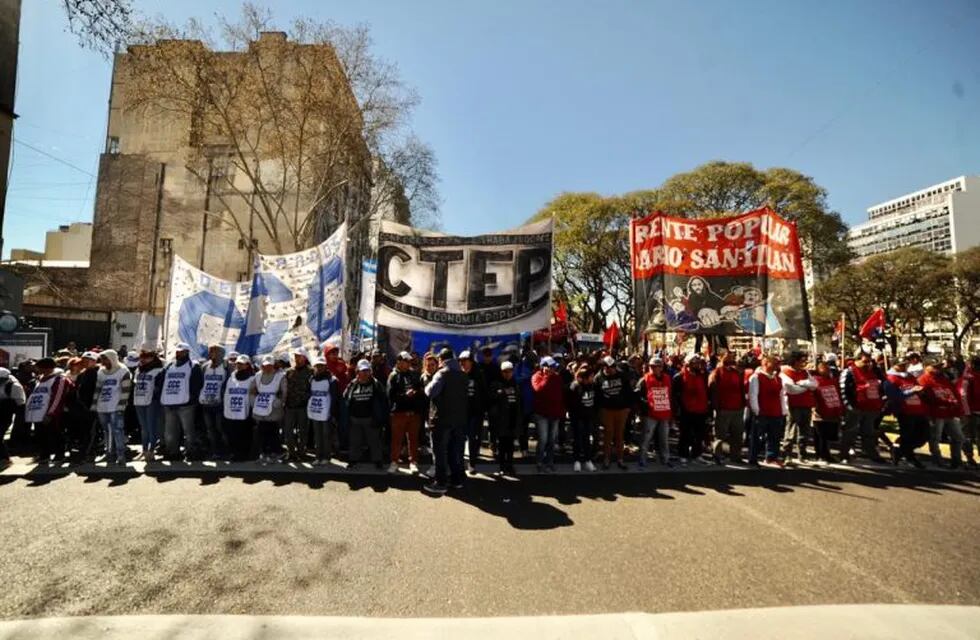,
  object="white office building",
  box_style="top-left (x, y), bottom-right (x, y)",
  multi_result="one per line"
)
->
top-left (848, 176), bottom-right (980, 260)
